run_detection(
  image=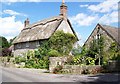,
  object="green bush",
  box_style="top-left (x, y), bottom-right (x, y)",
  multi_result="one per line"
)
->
top-left (73, 55), bottom-right (82, 65)
top-left (86, 57), bottom-right (96, 65)
top-left (47, 49), bottom-right (60, 57)
top-left (34, 49), bottom-right (41, 58)
top-left (15, 56), bottom-right (26, 64)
